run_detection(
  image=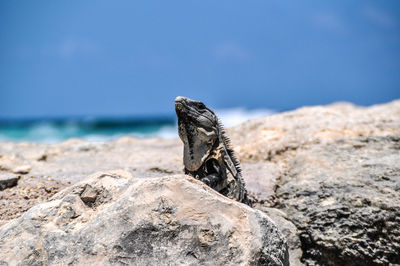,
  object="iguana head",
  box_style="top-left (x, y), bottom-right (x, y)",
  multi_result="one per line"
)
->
top-left (175, 96), bottom-right (218, 171)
